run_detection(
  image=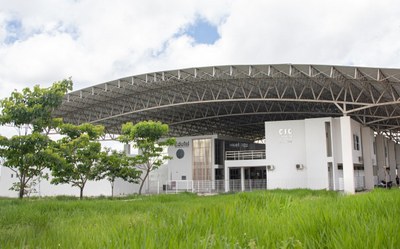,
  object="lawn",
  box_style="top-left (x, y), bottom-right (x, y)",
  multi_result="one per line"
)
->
top-left (0, 189), bottom-right (399, 248)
